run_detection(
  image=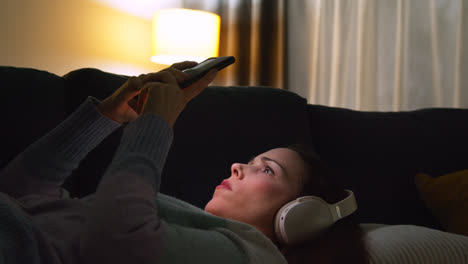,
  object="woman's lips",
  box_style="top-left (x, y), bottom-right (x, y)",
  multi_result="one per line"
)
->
top-left (216, 180), bottom-right (232, 190)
